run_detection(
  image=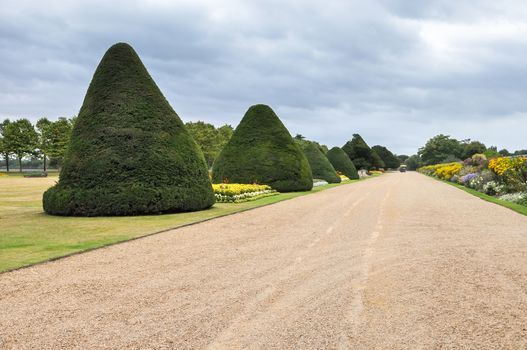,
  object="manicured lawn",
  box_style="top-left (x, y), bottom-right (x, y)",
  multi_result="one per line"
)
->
top-left (0, 175), bottom-right (364, 273)
top-left (438, 178), bottom-right (527, 216)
